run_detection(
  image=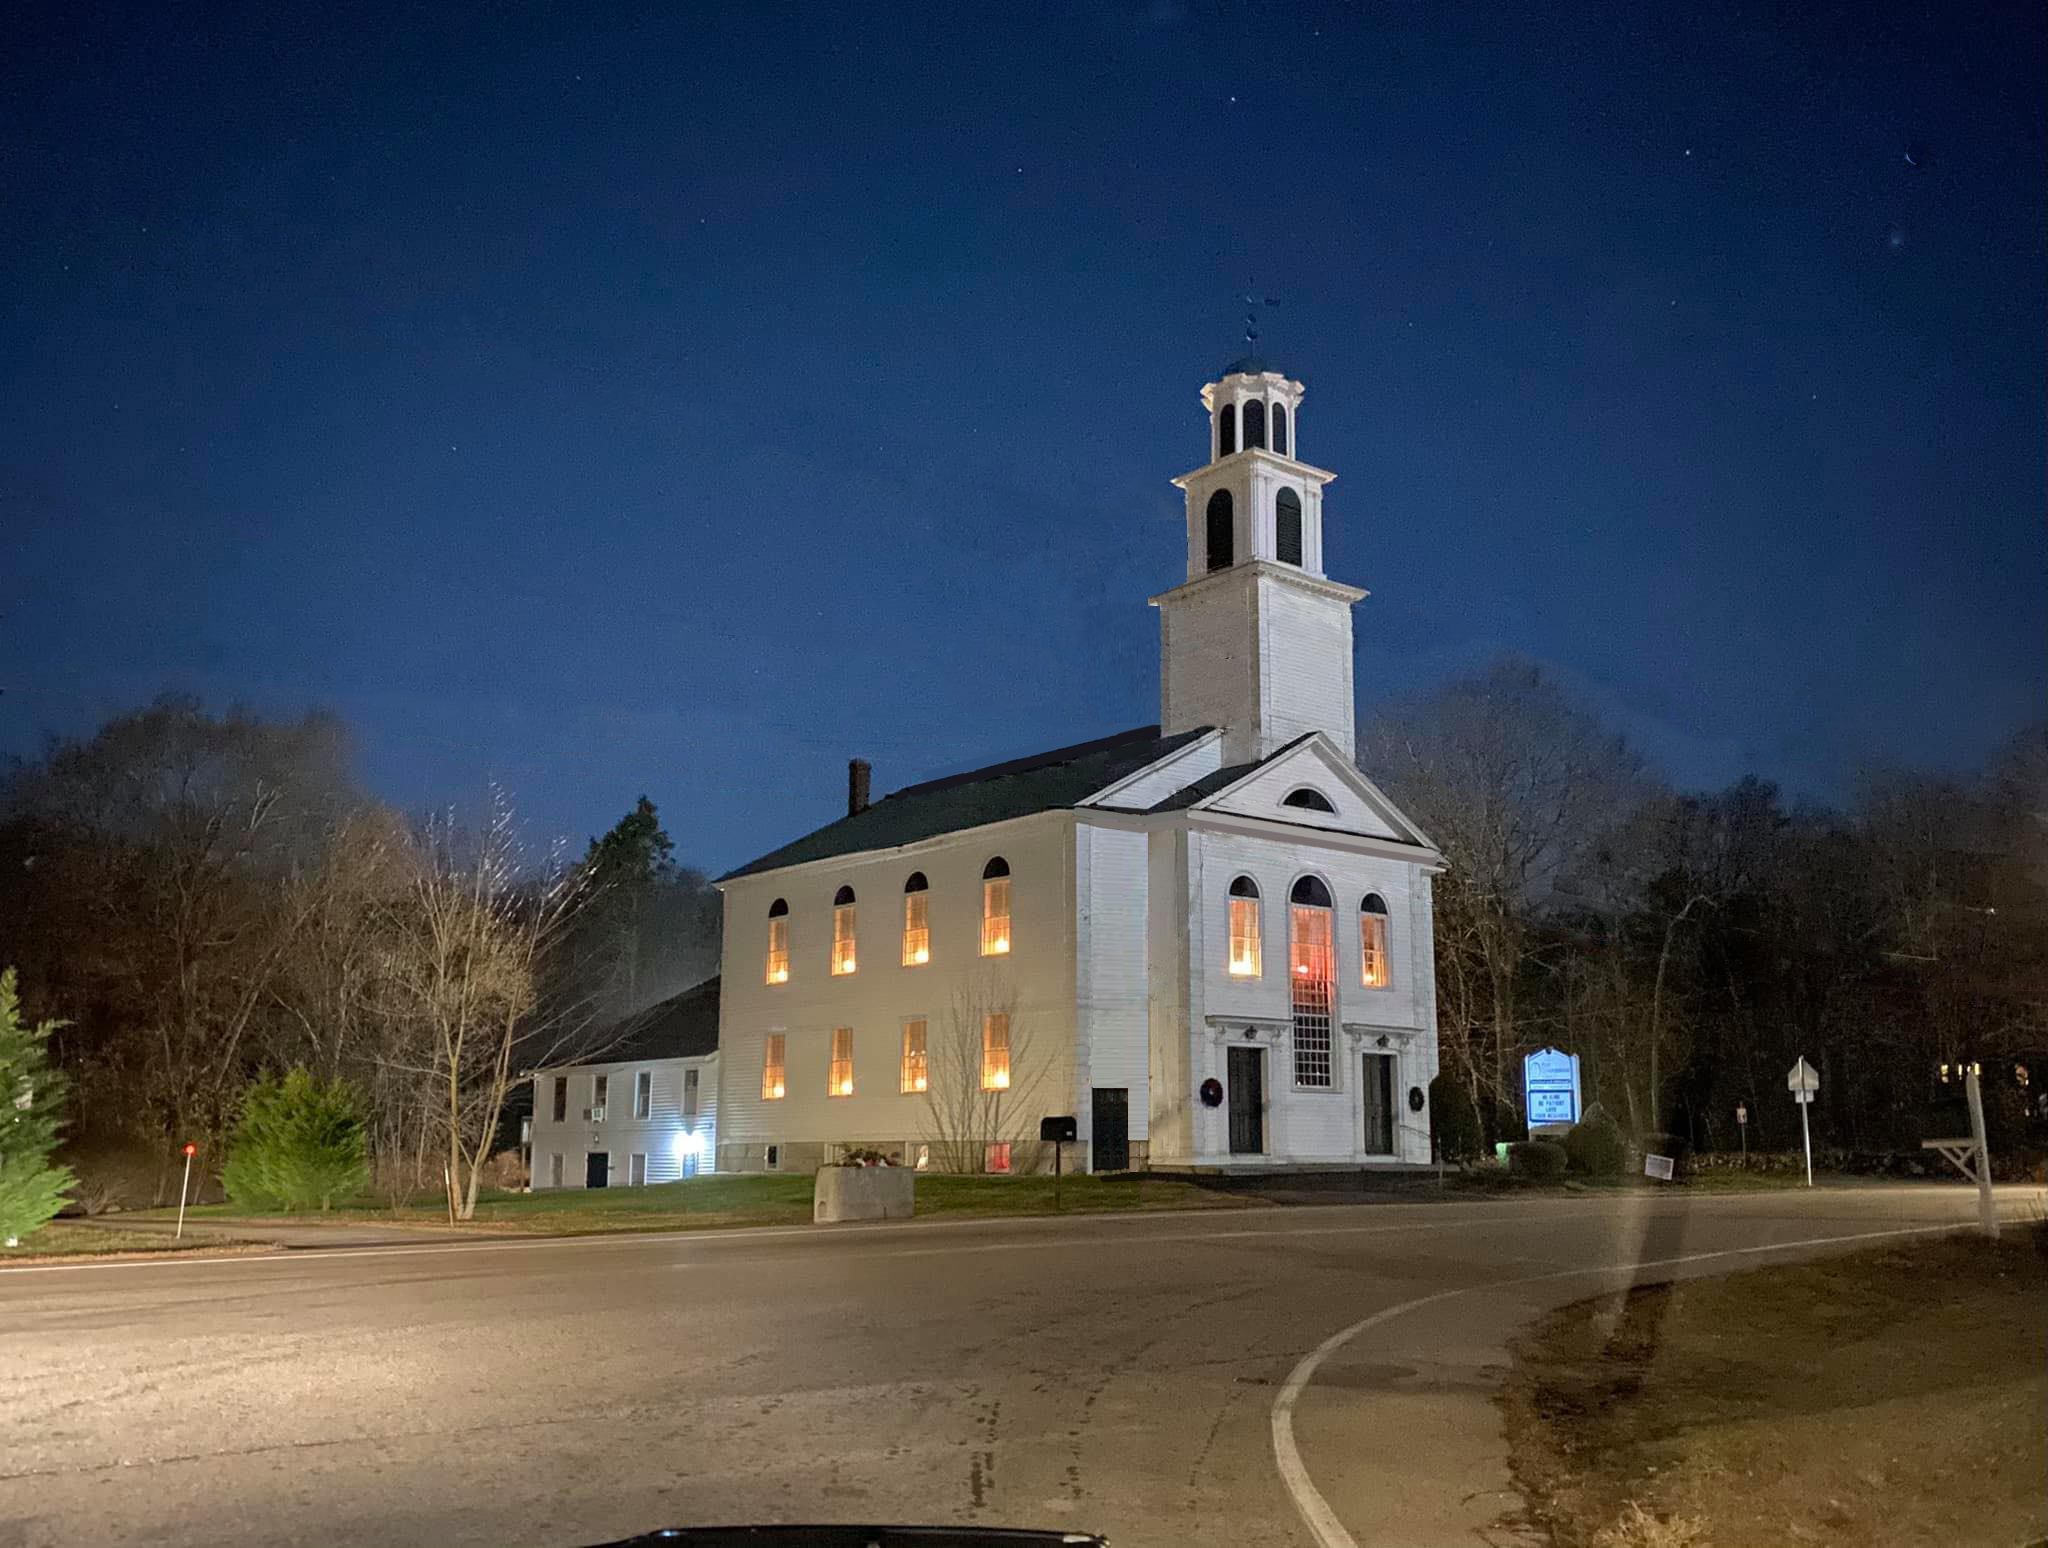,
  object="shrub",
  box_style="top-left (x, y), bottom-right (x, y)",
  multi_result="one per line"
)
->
top-left (1508, 1138), bottom-right (1569, 1180)
top-left (1564, 1109), bottom-right (1627, 1178)
top-left (223, 1069), bottom-right (369, 1211)
top-left (1430, 1071), bottom-right (1484, 1164)
top-left (0, 968), bottom-right (74, 1247)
